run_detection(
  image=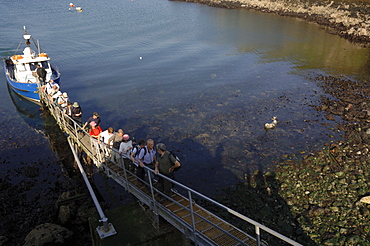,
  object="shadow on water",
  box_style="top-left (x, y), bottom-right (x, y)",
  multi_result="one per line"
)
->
top-left (201, 170), bottom-right (317, 246)
top-left (7, 83), bottom-right (77, 177)
top-left (111, 120), bottom-right (316, 244)
top-left (121, 123), bottom-right (240, 196)
top-left (3, 85), bottom-right (94, 246)
top-left (5, 87), bottom-right (190, 245)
